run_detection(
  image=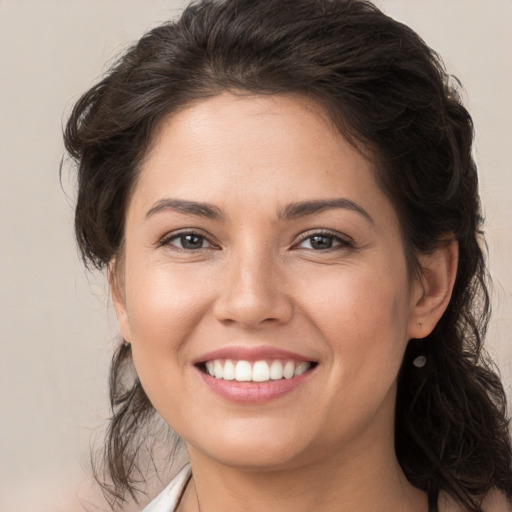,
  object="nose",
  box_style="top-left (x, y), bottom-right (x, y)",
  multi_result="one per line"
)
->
top-left (213, 246), bottom-right (293, 328)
